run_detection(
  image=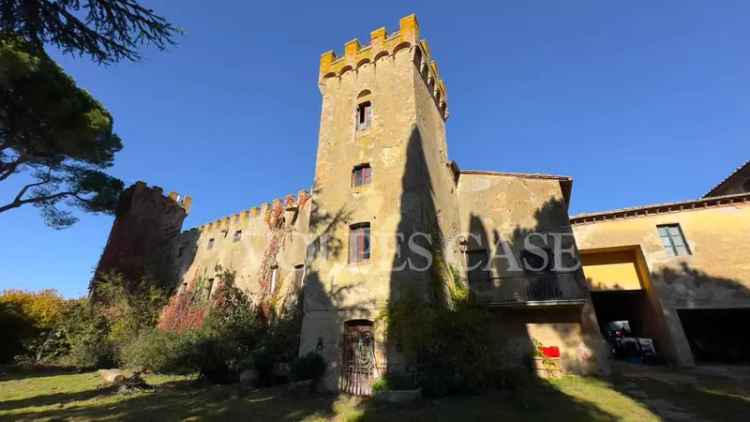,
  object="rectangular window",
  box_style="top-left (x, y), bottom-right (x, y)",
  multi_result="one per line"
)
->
top-left (349, 223), bottom-right (371, 263)
top-left (177, 245), bottom-right (185, 258)
top-left (352, 164), bottom-right (372, 187)
top-left (206, 278), bottom-right (215, 299)
top-left (356, 101), bottom-right (372, 131)
top-left (293, 264), bottom-right (305, 287)
top-left (207, 238), bottom-right (215, 250)
top-left (233, 230), bottom-right (242, 242)
top-left (270, 266), bottom-right (278, 293)
top-left (657, 224), bottom-right (691, 256)
top-left (466, 249), bottom-right (490, 284)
